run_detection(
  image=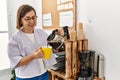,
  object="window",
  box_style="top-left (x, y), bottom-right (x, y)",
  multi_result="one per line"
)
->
top-left (0, 0), bottom-right (10, 70)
